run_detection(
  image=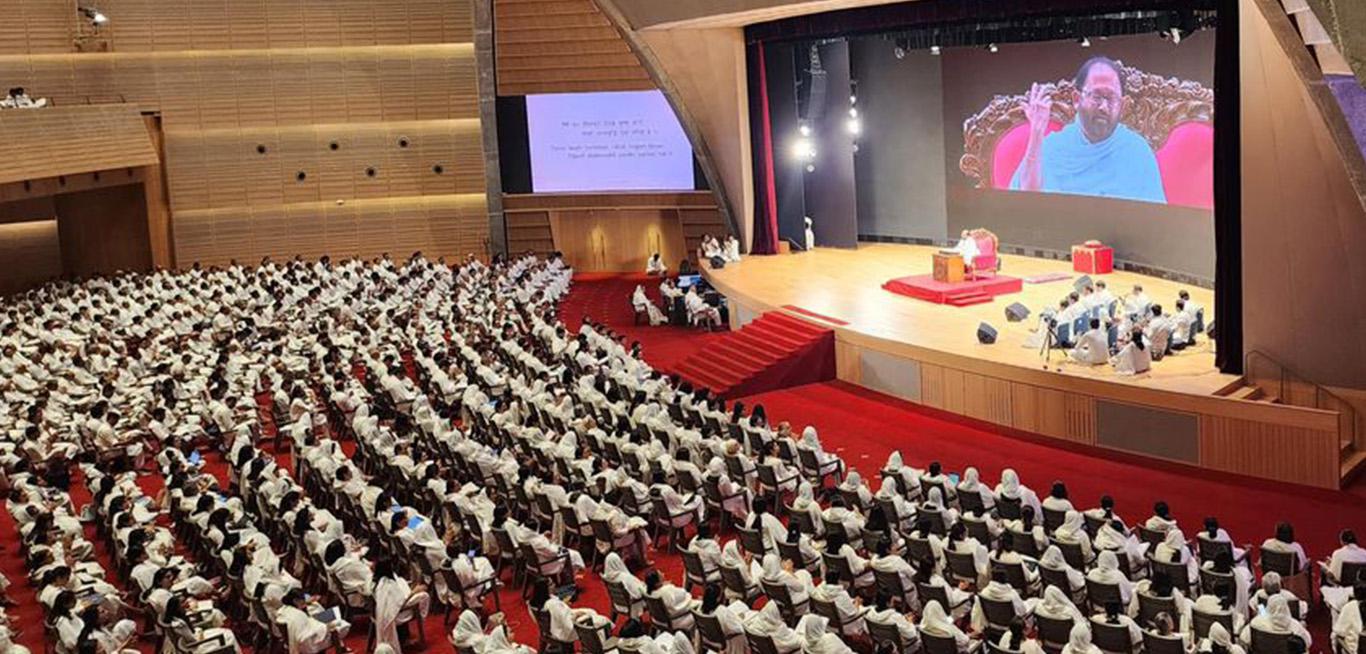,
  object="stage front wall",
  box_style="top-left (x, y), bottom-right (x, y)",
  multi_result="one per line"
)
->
top-left (847, 31), bottom-right (1217, 283)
